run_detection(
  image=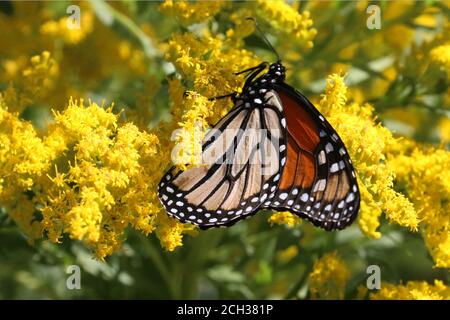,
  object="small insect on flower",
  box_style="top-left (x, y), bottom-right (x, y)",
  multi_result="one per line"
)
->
top-left (158, 23), bottom-right (360, 231)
